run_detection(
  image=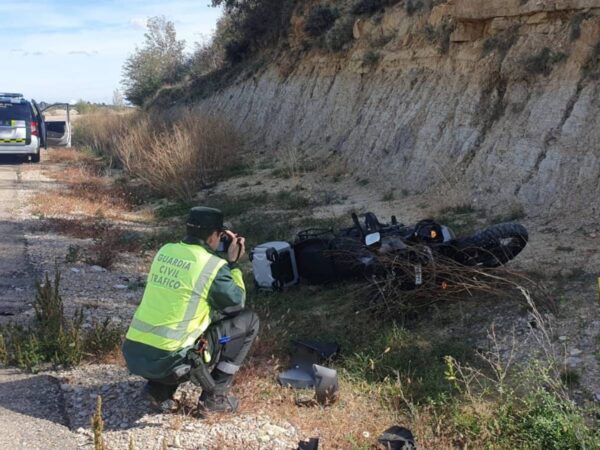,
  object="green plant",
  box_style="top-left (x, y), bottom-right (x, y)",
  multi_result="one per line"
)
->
top-left (83, 318), bottom-right (123, 358)
top-left (65, 244), bottom-right (82, 263)
top-left (363, 50), bottom-right (380, 66)
top-left (275, 190), bottom-right (311, 210)
top-left (482, 25), bottom-right (520, 56)
top-left (305, 5), bottom-right (339, 37)
top-left (352, 0), bottom-right (401, 15)
top-left (326, 16), bottom-right (355, 52)
top-left (0, 271), bottom-right (84, 371)
top-left (382, 190), bottom-right (394, 201)
top-left (86, 230), bottom-right (123, 269)
top-left (436, 204), bottom-right (481, 235)
top-left (524, 47), bottom-right (567, 76)
top-left (560, 369), bottom-right (580, 388)
top-left (582, 40), bottom-right (600, 79)
top-left (491, 205), bottom-right (526, 223)
top-left (569, 12), bottom-right (587, 42)
top-left (405, 0), bottom-right (424, 16)
top-left (0, 334), bottom-right (7, 365)
top-left (210, 0), bottom-right (295, 64)
top-left (92, 396), bottom-right (106, 450)
top-left (154, 200), bottom-right (194, 219)
top-left (423, 21), bottom-right (454, 55)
